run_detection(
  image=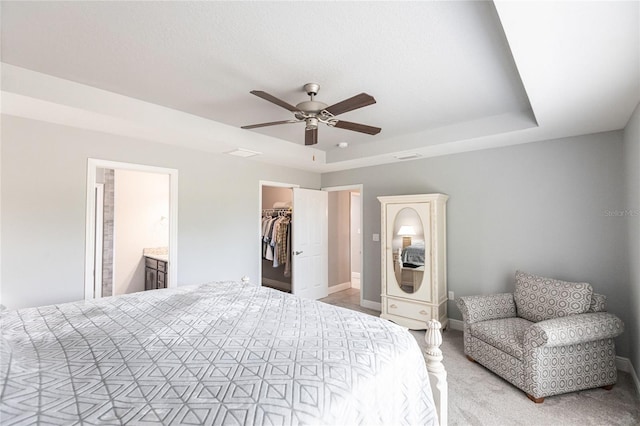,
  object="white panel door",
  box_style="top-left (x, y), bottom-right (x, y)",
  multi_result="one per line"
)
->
top-left (292, 188), bottom-right (328, 300)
